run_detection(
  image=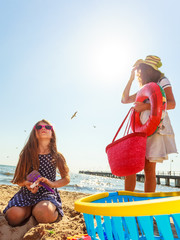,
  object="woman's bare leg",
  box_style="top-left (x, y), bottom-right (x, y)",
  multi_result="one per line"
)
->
top-left (144, 158), bottom-right (156, 192)
top-left (5, 206), bottom-right (32, 227)
top-left (125, 174), bottom-right (136, 191)
top-left (32, 201), bottom-right (58, 223)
